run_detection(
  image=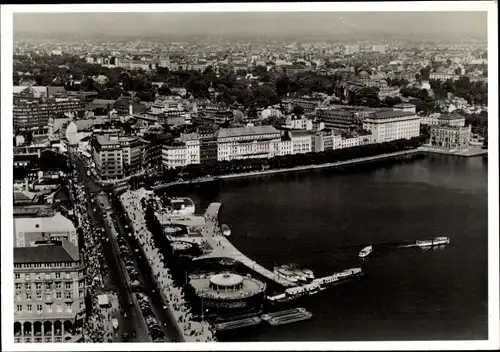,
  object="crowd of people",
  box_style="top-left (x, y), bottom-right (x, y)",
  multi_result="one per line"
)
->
top-left (121, 189), bottom-right (217, 342)
top-left (70, 172), bottom-right (115, 343)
